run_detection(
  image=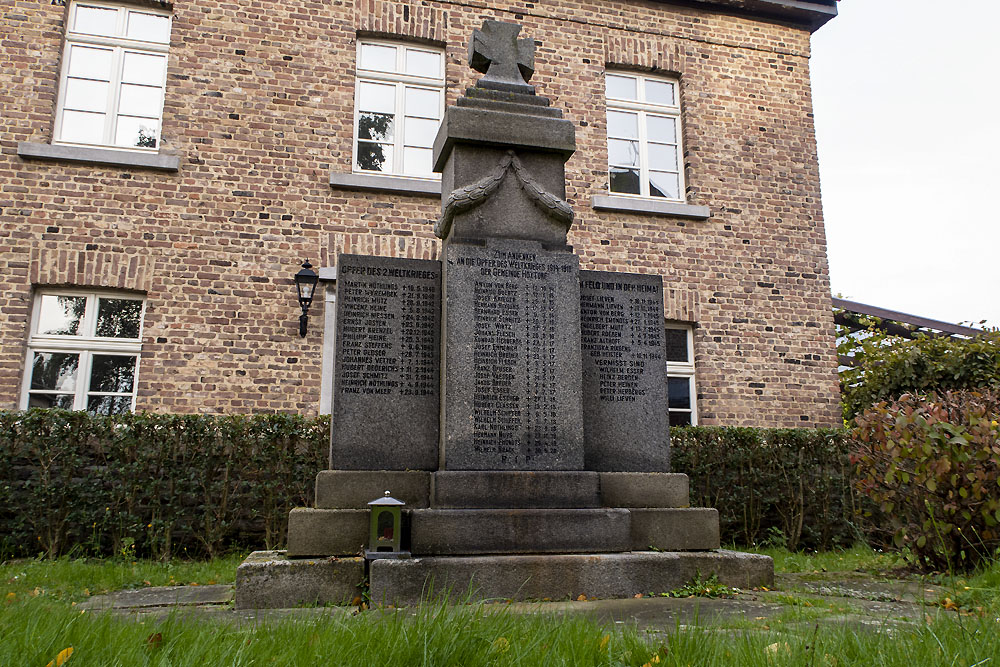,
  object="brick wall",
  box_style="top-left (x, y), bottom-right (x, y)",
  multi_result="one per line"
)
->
top-left (0, 0), bottom-right (841, 425)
